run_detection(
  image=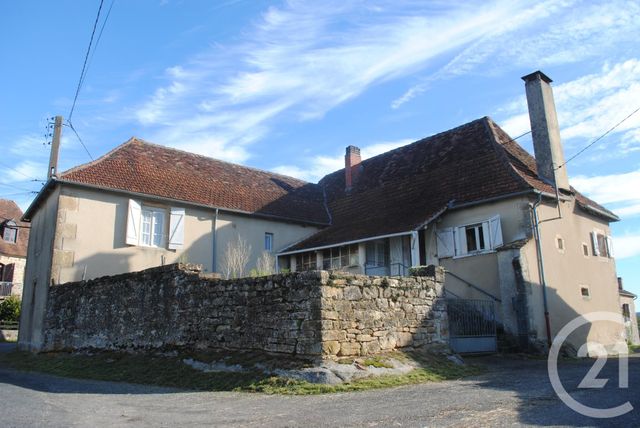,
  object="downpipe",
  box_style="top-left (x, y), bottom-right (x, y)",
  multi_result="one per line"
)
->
top-left (531, 193), bottom-right (552, 349)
